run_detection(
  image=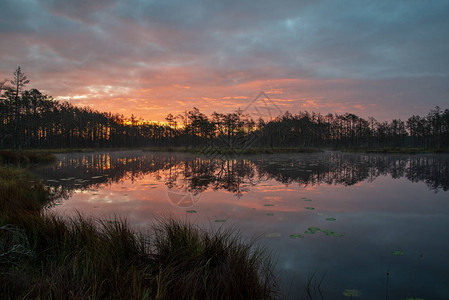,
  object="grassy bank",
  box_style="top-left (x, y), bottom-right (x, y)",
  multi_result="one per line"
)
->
top-left (2, 146), bottom-right (322, 155)
top-left (143, 146), bottom-right (322, 155)
top-left (0, 166), bottom-right (278, 299)
top-left (195, 147), bottom-right (322, 155)
top-left (339, 147), bottom-right (449, 154)
top-left (0, 150), bottom-right (56, 164)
